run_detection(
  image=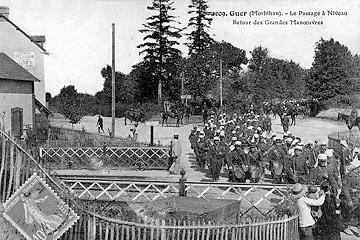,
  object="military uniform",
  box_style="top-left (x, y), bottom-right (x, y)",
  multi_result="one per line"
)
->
top-left (281, 115), bottom-right (290, 133)
top-left (340, 171), bottom-right (360, 227)
top-left (195, 138), bottom-right (209, 169)
top-left (208, 141), bottom-right (227, 181)
top-left (246, 147), bottom-right (263, 183)
top-left (288, 154), bottom-right (309, 184)
top-left (309, 165), bottom-right (338, 193)
top-left (267, 145), bottom-right (287, 183)
top-left (227, 146), bottom-right (248, 183)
